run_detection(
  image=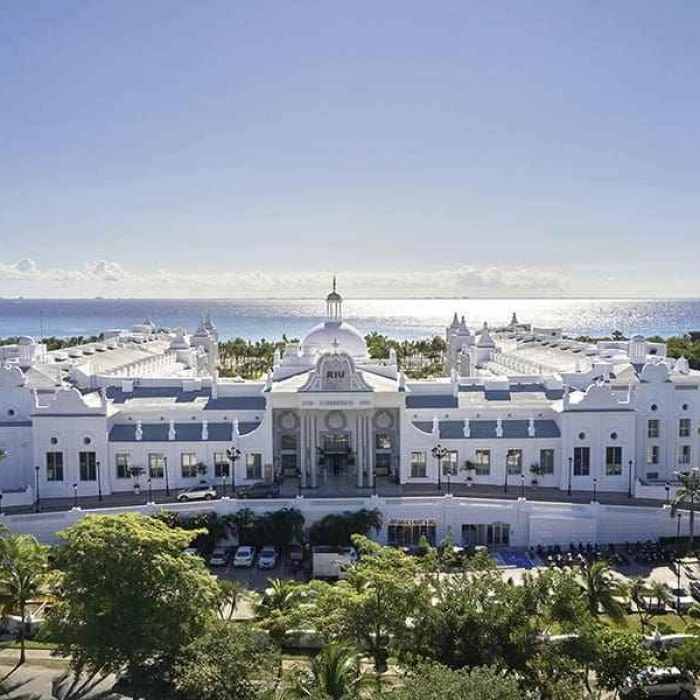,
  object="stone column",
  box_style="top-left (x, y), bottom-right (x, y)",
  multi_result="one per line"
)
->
top-left (299, 411), bottom-right (308, 488)
top-left (311, 413), bottom-right (318, 488)
top-left (356, 411), bottom-right (364, 489)
top-left (366, 412), bottom-right (374, 489)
